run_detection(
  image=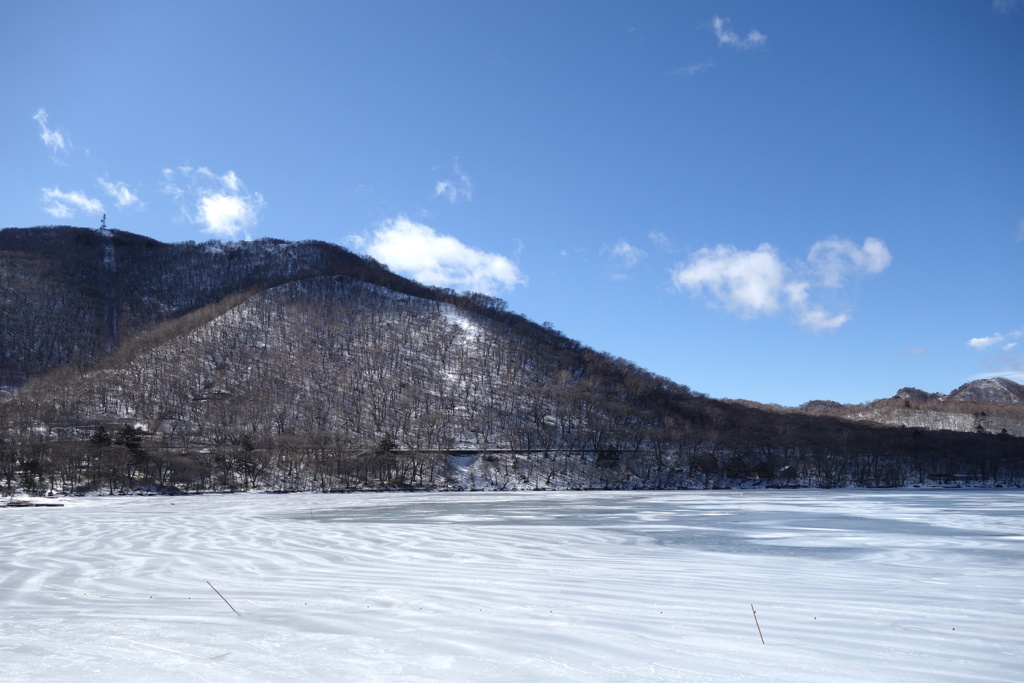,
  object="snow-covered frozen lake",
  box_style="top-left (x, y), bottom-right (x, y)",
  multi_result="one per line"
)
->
top-left (2, 490), bottom-right (1022, 681)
